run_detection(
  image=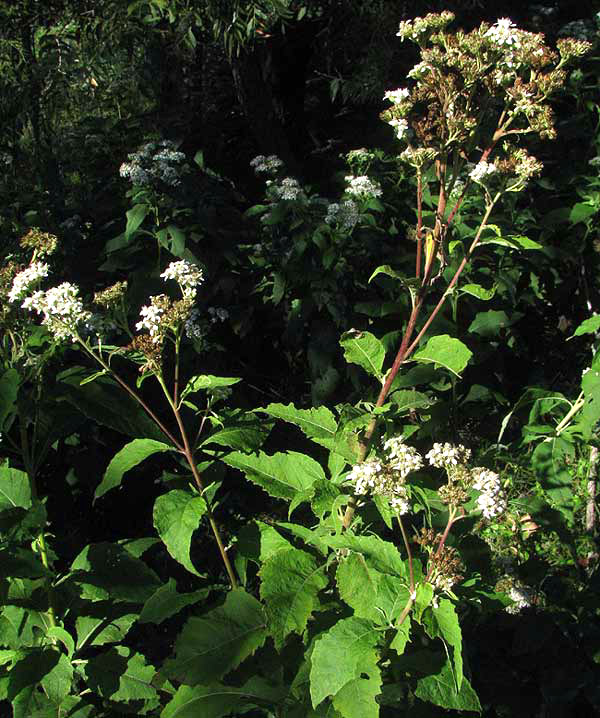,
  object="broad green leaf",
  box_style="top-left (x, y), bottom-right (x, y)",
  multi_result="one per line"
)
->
top-left (368, 266), bottom-right (420, 308)
top-left (0, 369), bottom-right (19, 430)
top-left (390, 364), bottom-right (440, 390)
top-left (165, 589), bottom-right (266, 685)
top-left (167, 225), bottom-right (186, 256)
top-left (423, 599), bottom-right (463, 691)
top-left (458, 283), bottom-right (496, 301)
top-left (223, 451), bottom-right (325, 502)
top-left (570, 315), bottom-right (600, 339)
top-left (181, 375), bottom-right (241, 402)
top-left (507, 235), bottom-right (543, 250)
top-left (332, 667), bottom-right (382, 718)
top-left (569, 202), bottom-right (597, 224)
top-left (76, 603), bottom-right (138, 651)
top-left (340, 330), bottom-right (385, 380)
top-left (95, 438), bottom-right (172, 500)
top-left (124, 203), bottom-right (149, 239)
top-left (412, 335), bottom-right (472, 377)
top-left (0, 606), bottom-right (47, 650)
top-left (468, 310), bottom-right (521, 338)
top-left (70, 542), bottom-right (160, 603)
top-left (41, 652), bottom-right (73, 706)
top-left (161, 677), bottom-right (284, 718)
top-left (260, 547), bottom-right (327, 648)
top-left (84, 646), bottom-right (157, 702)
top-left (581, 367), bottom-right (600, 439)
top-left (153, 490), bottom-right (207, 576)
top-left (201, 414), bottom-right (271, 451)
top-left (310, 617), bottom-right (379, 708)
top-left (236, 521), bottom-right (294, 564)
top-left (415, 659), bottom-right (481, 712)
top-left (376, 575), bottom-right (412, 624)
top-left (531, 439), bottom-right (575, 516)
top-left (0, 465), bottom-right (31, 511)
top-left (336, 553), bottom-right (380, 622)
top-left (8, 649), bottom-right (73, 710)
top-left (413, 582), bottom-right (434, 623)
top-left (0, 548), bottom-right (49, 579)
top-left (139, 580), bottom-right (210, 625)
top-left (260, 403), bottom-right (337, 442)
top-left (388, 390), bottom-right (432, 413)
top-left (326, 535), bottom-right (407, 578)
